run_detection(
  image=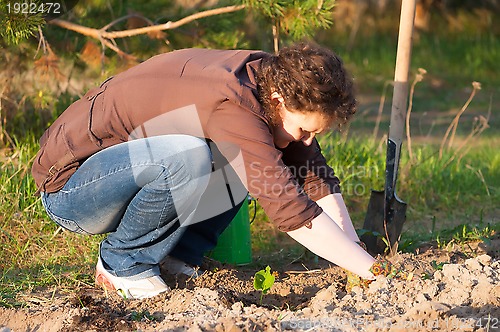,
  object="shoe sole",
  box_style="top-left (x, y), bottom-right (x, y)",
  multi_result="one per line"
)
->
top-left (95, 264), bottom-right (169, 299)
